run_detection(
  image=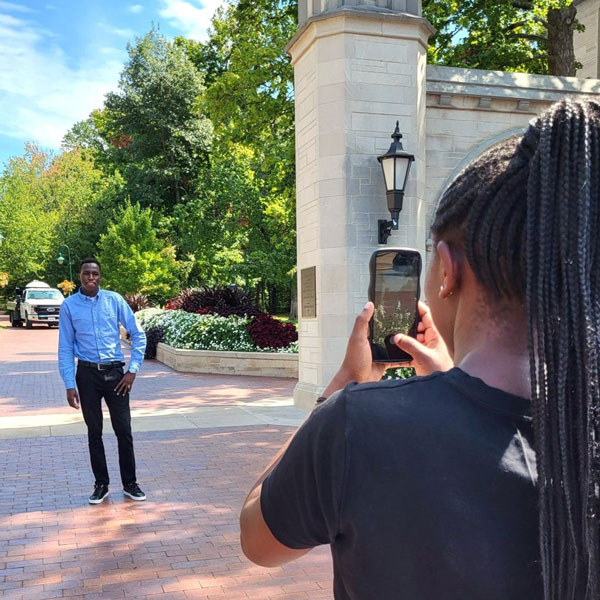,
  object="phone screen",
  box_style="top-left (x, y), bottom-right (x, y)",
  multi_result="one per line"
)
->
top-left (368, 249), bottom-right (421, 362)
